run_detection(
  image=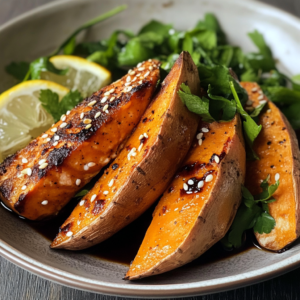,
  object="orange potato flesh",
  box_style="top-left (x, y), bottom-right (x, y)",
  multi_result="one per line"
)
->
top-left (126, 115), bottom-right (245, 280)
top-left (51, 52), bottom-right (200, 250)
top-left (0, 60), bottom-right (160, 220)
top-left (241, 82), bottom-right (300, 251)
